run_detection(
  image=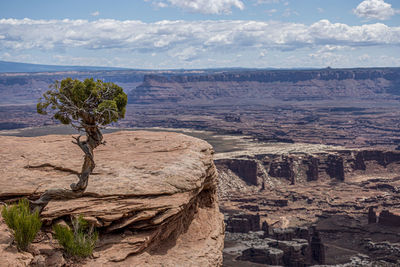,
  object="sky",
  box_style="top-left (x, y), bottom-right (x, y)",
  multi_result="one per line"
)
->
top-left (0, 0), bottom-right (399, 69)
